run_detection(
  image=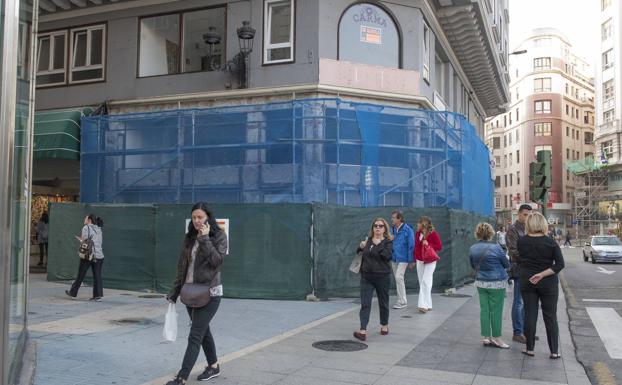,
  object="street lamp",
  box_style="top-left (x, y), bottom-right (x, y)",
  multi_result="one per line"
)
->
top-left (203, 21), bottom-right (256, 89)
